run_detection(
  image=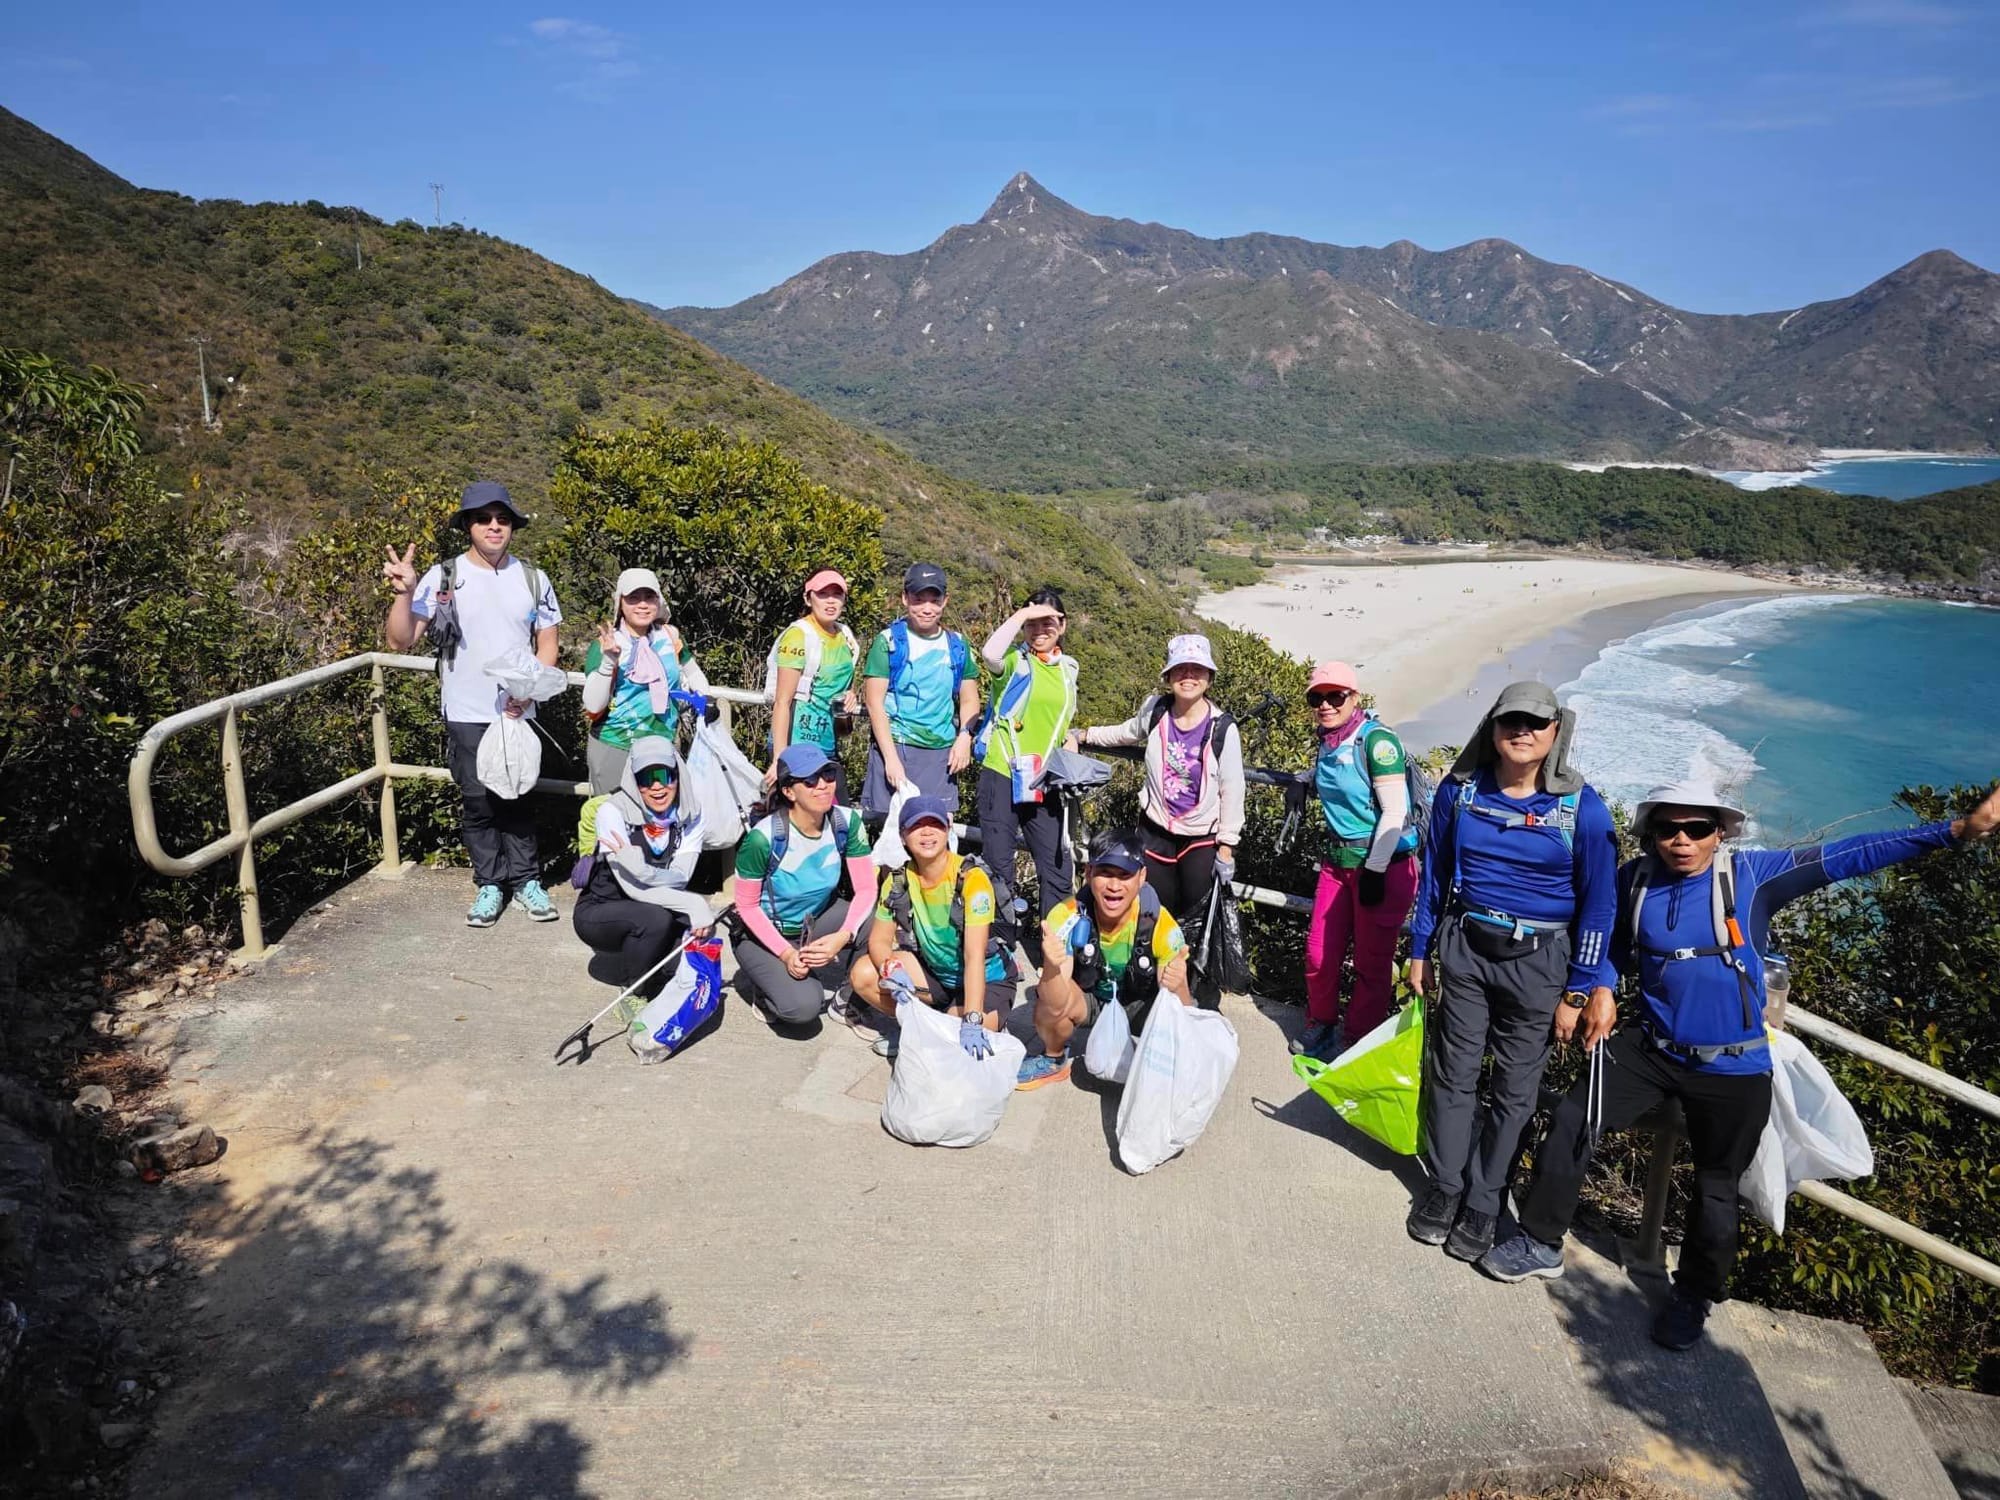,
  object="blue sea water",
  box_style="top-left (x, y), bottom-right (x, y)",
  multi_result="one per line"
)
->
top-left (1717, 455), bottom-right (2000, 500)
top-left (1563, 594), bottom-right (2000, 842)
